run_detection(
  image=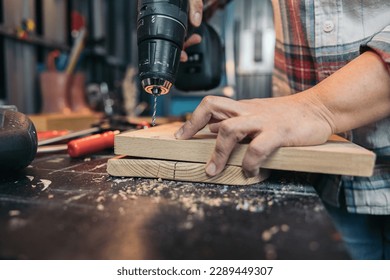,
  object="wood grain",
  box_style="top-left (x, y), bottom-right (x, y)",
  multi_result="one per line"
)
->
top-left (114, 122), bottom-right (376, 177)
top-left (107, 156), bottom-right (270, 185)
